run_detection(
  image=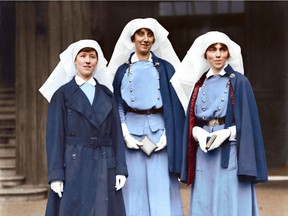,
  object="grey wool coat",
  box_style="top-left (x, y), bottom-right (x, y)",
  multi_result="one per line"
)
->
top-left (45, 77), bottom-right (128, 216)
